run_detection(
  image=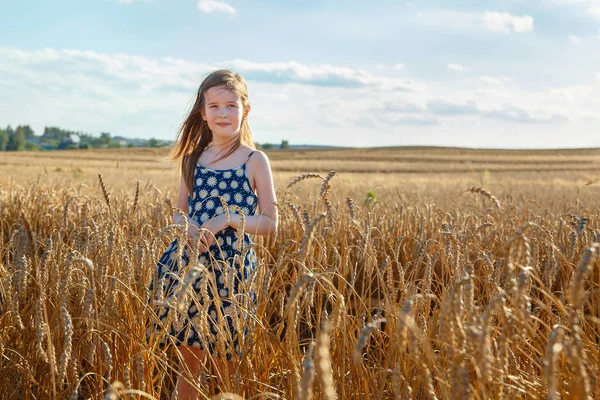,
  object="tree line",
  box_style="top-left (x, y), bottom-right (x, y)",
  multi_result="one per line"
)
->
top-left (0, 125), bottom-right (290, 151)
